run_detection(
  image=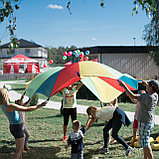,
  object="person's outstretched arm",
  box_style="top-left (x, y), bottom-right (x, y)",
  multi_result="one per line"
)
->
top-left (110, 98), bottom-right (118, 106)
top-left (119, 81), bottom-right (137, 100)
top-left (76, 82), bottom-right (83, 91)
top-left (142, 80), bottom-right (148, 87)
top-left (129, 97), bottom-right (137, 103)
top-left (85, 116), bottom-right (96, 130)
top-left (85, 115), bottom-right (92, 130)
top-left (7, 101), bottom-right (47, 112)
